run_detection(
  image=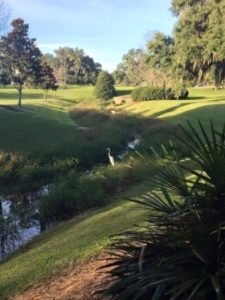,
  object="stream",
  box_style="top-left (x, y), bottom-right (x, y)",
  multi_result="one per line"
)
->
top-left (0, 136), bottom-right (141, 261)
top-left (0, 186), bottom-right (48, 261)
